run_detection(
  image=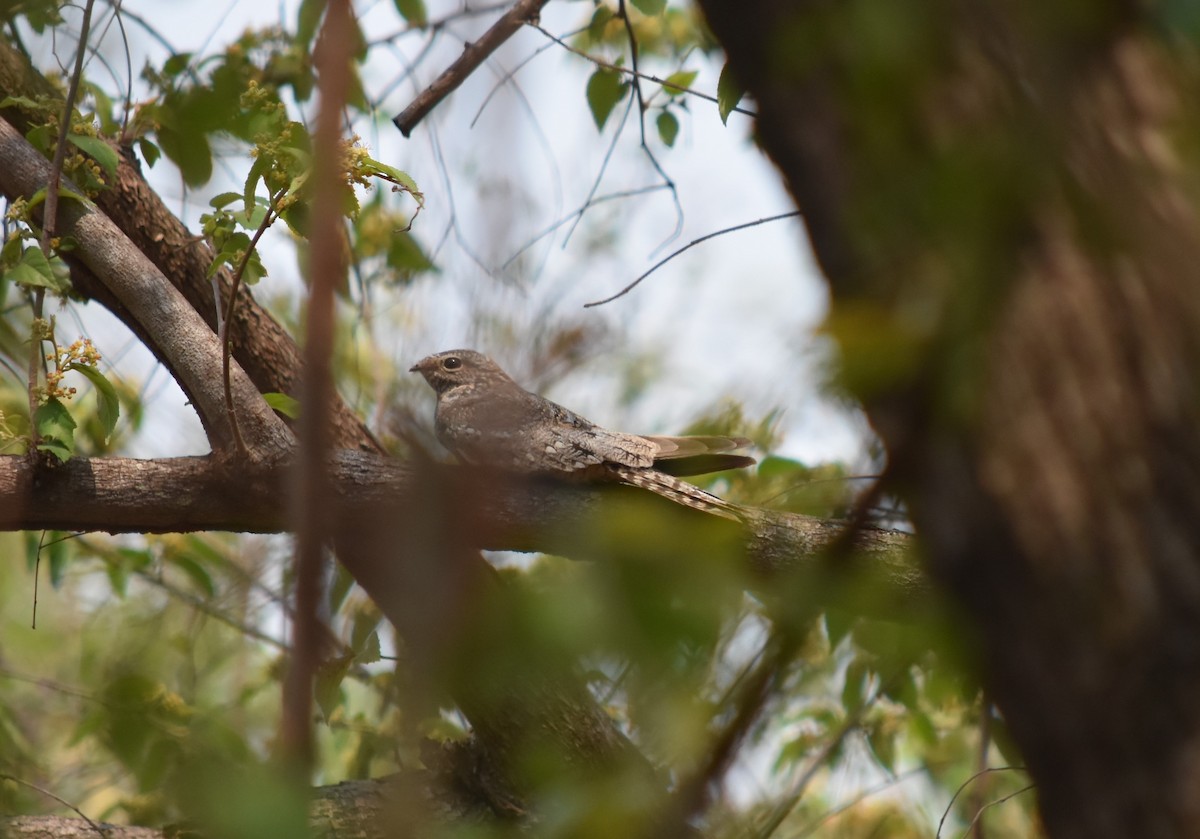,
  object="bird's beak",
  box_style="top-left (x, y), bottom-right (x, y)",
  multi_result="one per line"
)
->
top-left (408, 363), bottom-right (420, 372)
